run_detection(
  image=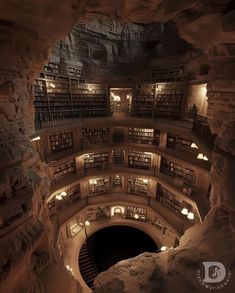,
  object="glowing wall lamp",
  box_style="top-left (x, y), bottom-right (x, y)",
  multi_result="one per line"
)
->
top-left (181, 208), bottom-right (189, 215)
top-left (197, 153), bottom-right (204, 160)
top-left (160, 246), bottom-right (168, 251)
top-left (55, 194), bottom-right (63, 201)
top-left (190, 142), bottom-right (198, 149)
top-left (30, 136), bottom-right (41, 142)
top-left (187, 212), bottom-right (195, 220)
top-left (61, 191), bottom-right (67, 197)
top-left (203, 155), bottom-right (209, 161)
